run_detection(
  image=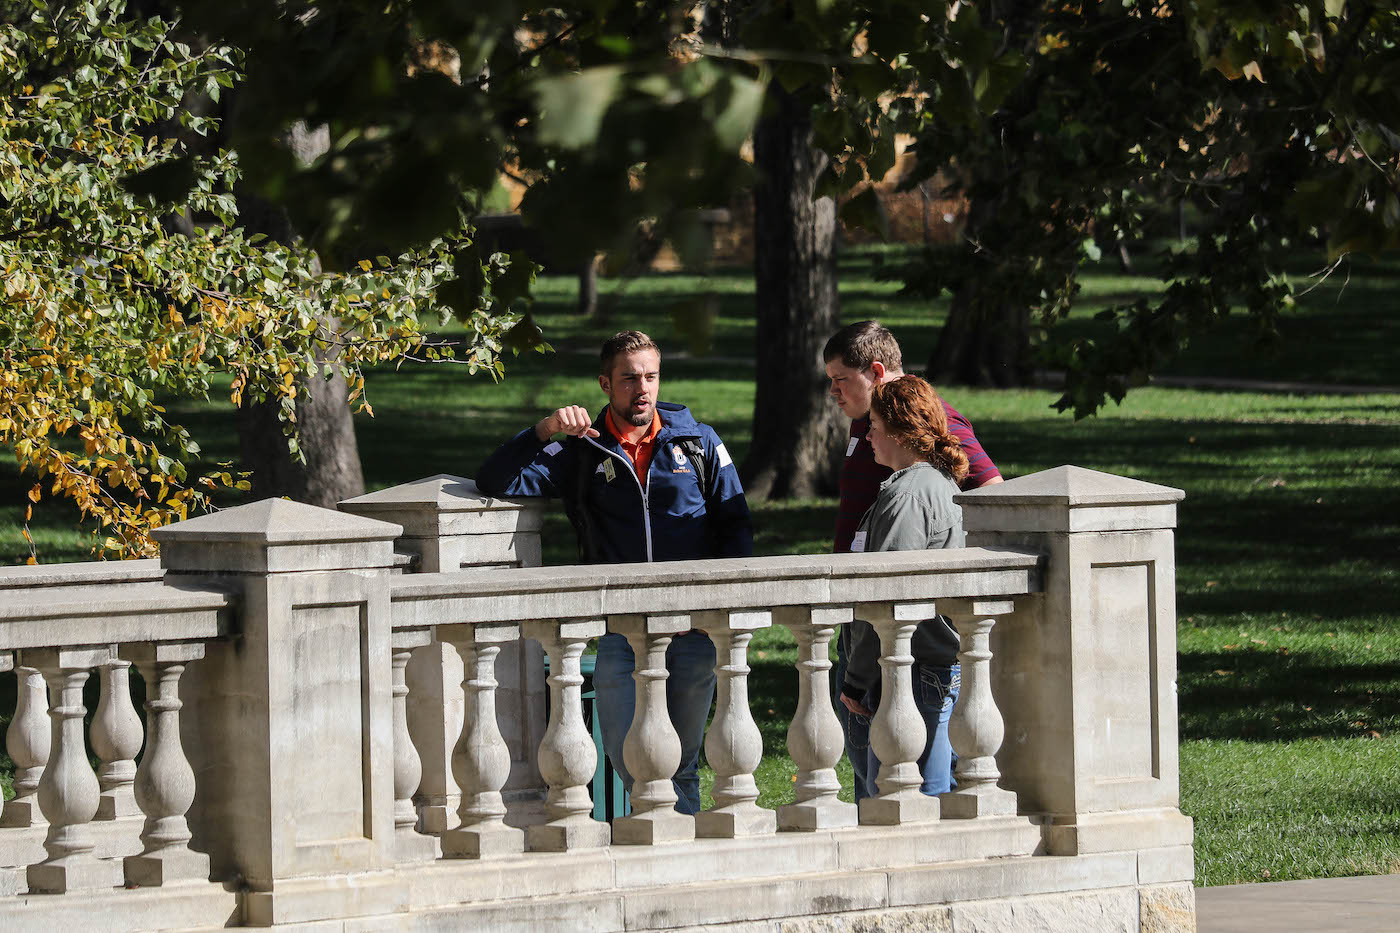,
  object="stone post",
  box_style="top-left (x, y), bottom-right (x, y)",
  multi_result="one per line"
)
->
top-left (153, 499), bottom-right (401, 917)
top-left (957, 465), bottom-right (1192, 856)
top-left (340, 475), bottom-right (548, 832)
top-left (522, 618), bottom-right (611, 853)
top-left (938, 598), bottom-right (1018, 819)
top-left (1, 664), bottom-right (50, 828)
top-left (122, 641), bottom-right (210, 886)
top-left (24, 645), bottom-right (124, 893)
top-left (774, 607), bottom-right (857, 832)
top-left (692, 609), bottom-right (775, 839)
top-left (91, 653), bottom-right (144, 820)
top-left (609, 613), bottom-right (695, 845)
top-left (856, 602), bottom-right (941, 826)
